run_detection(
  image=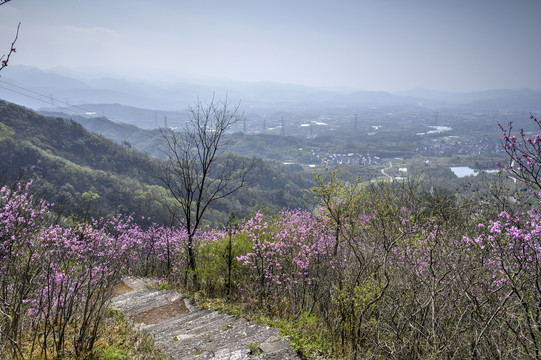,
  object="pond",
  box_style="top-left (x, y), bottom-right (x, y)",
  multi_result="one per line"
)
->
top-left (450, 167), bottom-right (500, 178)
top-left (450, 167), bottom-right (478, 177)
